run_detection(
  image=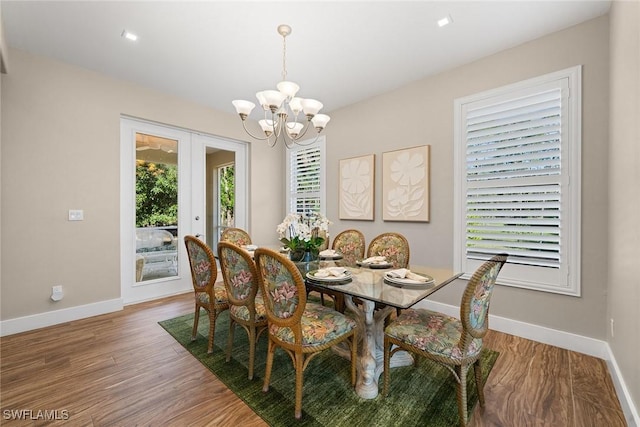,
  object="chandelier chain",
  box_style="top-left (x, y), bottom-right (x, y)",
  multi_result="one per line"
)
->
top-left (281, 32), bottom-right (287, 81)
